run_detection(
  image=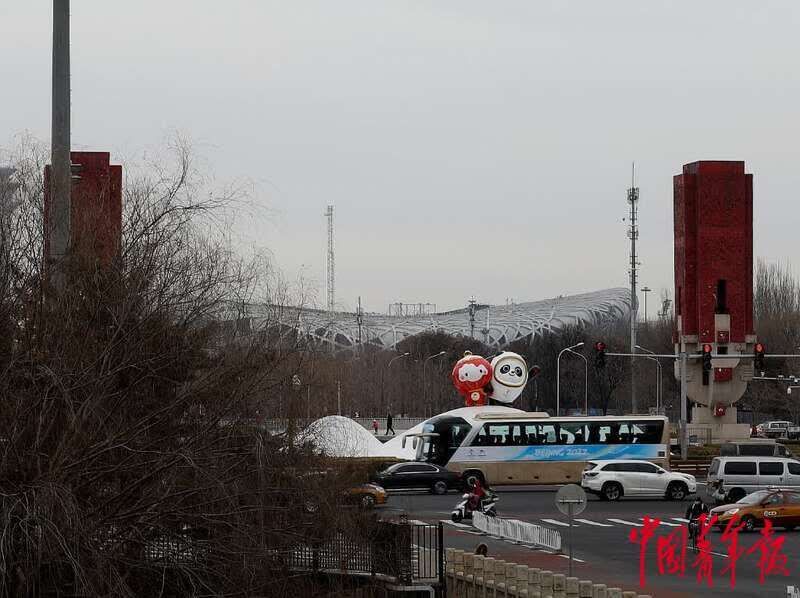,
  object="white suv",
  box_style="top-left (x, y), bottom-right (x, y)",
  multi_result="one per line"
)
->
top-left (581, 460), bottom-right (697, 501)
